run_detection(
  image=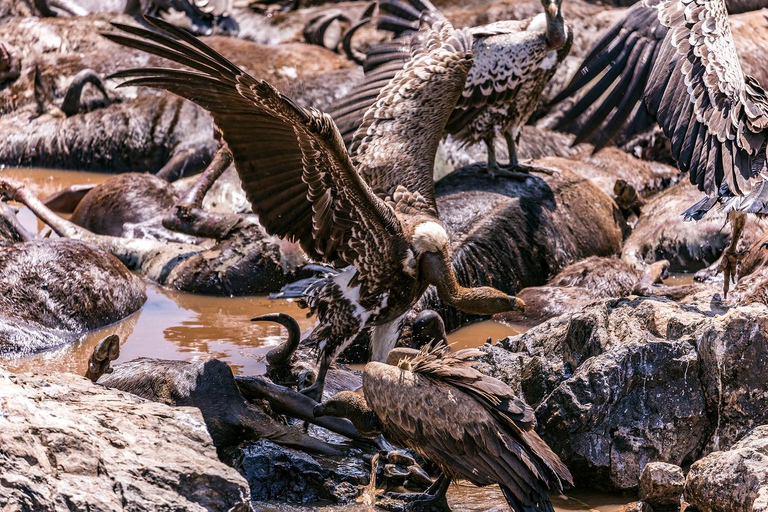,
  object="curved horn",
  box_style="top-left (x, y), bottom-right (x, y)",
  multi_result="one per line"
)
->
top-left (61, 69), bottom-right (110, 117)
top-left (252, 313), bottom-right (301, 367)
top-left (341, 15), bottom-right (372, 65)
